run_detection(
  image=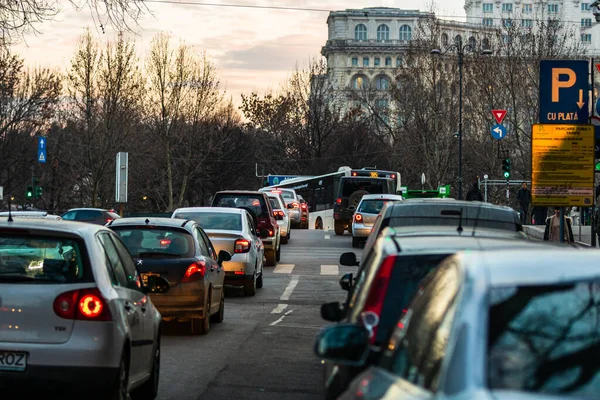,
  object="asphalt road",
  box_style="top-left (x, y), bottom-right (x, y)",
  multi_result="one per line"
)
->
top-left (157, 229), bottom-right (361, 400)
